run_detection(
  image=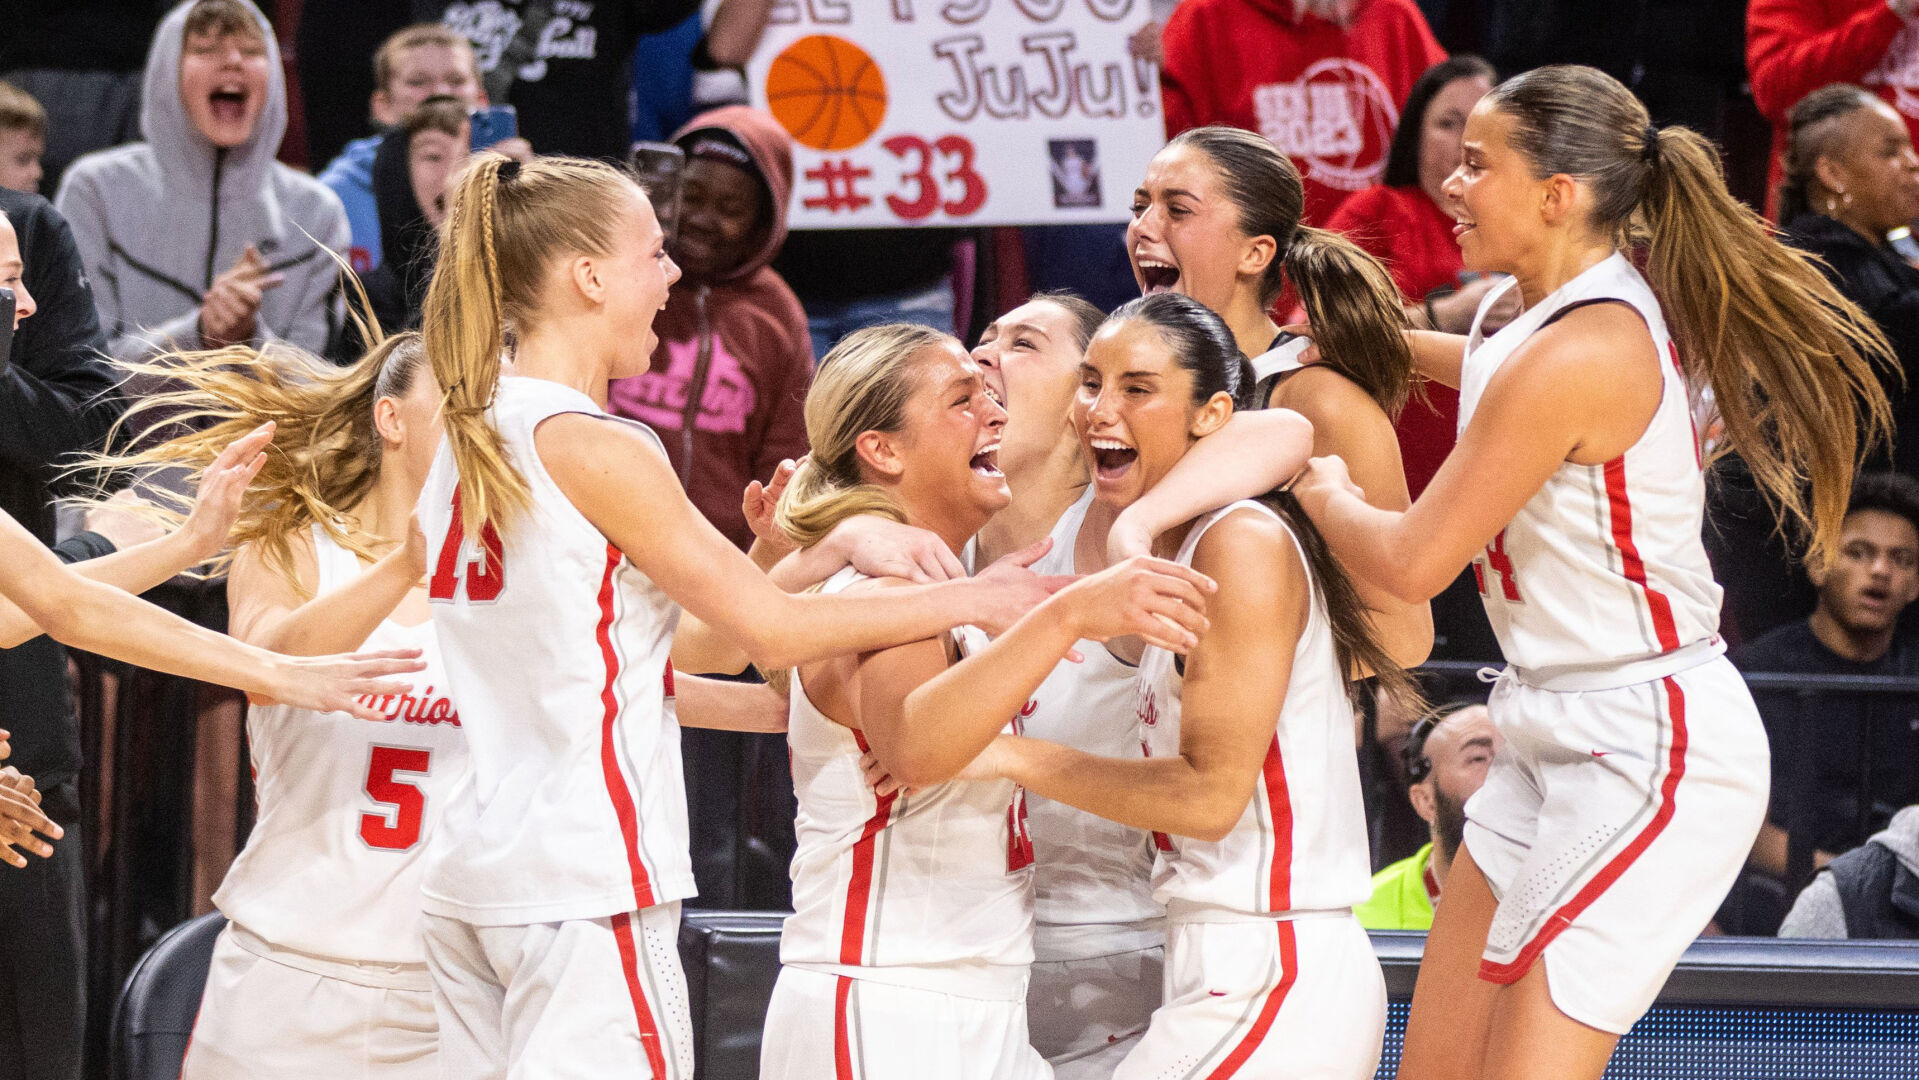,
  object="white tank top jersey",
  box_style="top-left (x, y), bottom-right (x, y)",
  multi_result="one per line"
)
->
top-left (992, 490), bottom-right (1162, 960)
top-left (213, 526), bottom-right (468, 964)
top-left (417, 376), bottom-right (692, 926)
top-left (1457, 253), bottom-right (1722, 681)
top-left (1136, 501), bottom-right (1372, 917)
top-left (781, 568), bottom-right (1036, 999)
